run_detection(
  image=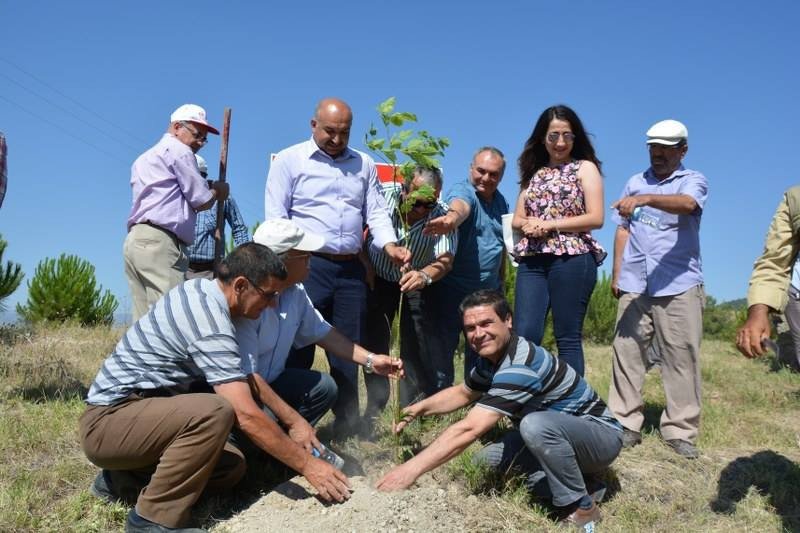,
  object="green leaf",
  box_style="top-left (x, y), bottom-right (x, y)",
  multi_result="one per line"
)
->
top-left (377, 96), bottom-right (396, 116)
top-left (366, 138), bottom-right (386, 151)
